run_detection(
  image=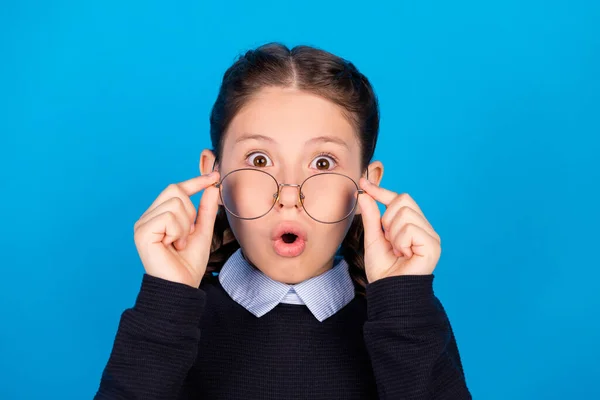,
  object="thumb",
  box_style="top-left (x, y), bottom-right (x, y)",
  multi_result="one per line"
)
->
top-left (185, 184), bottom-right (220, 269)
top-left (357, 189), bottom-right (386, 250)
